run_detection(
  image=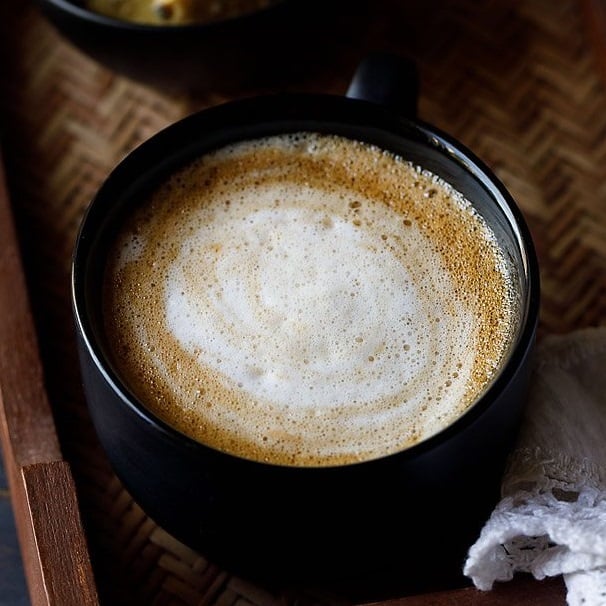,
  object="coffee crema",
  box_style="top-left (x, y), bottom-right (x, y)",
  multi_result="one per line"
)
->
top-left (103, 132), bottom-right (516, 466)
